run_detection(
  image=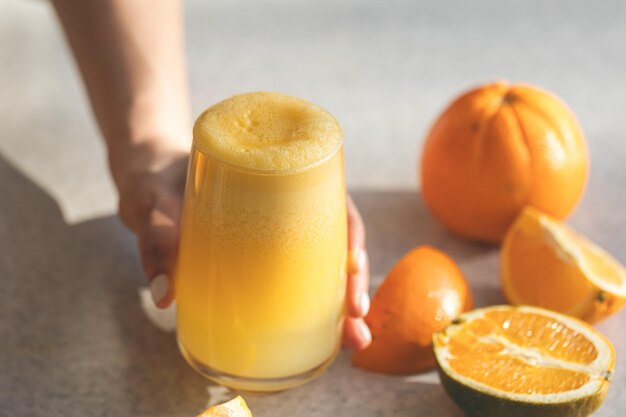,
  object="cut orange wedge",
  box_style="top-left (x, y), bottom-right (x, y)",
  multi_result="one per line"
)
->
top-left (433, 305), bottom-right (614, 417)
top-left (501, 206), bottom-right (626, 323)
top-left (197, 396), bottom-right (252, 417)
